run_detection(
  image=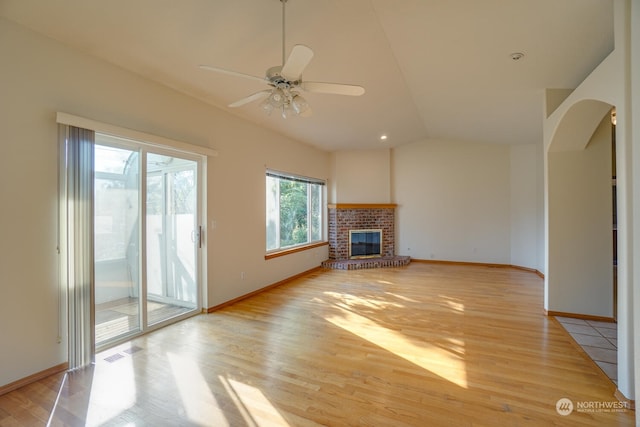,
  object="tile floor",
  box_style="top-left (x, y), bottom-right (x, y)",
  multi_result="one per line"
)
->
top-left (555, 316), bottom-right (618, 384)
